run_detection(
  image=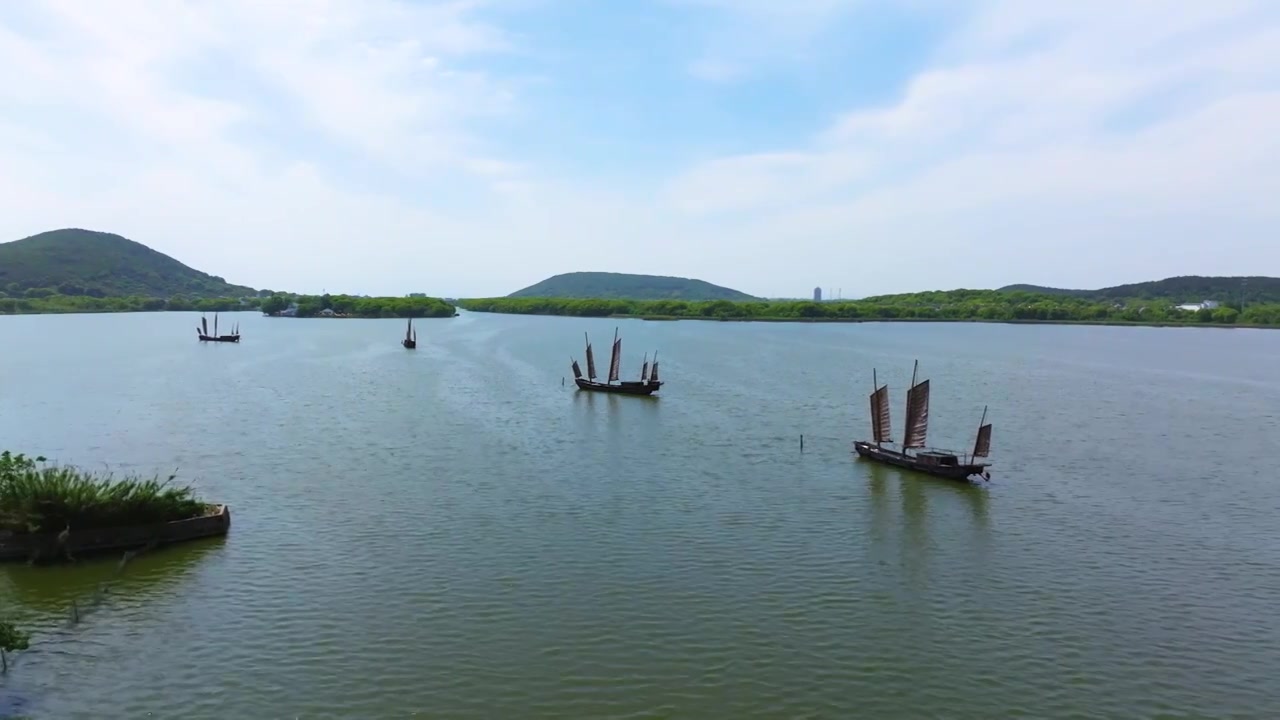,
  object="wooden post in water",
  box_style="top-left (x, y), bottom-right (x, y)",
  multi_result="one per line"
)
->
top-left (800, 434), bottom-right (804, 451)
